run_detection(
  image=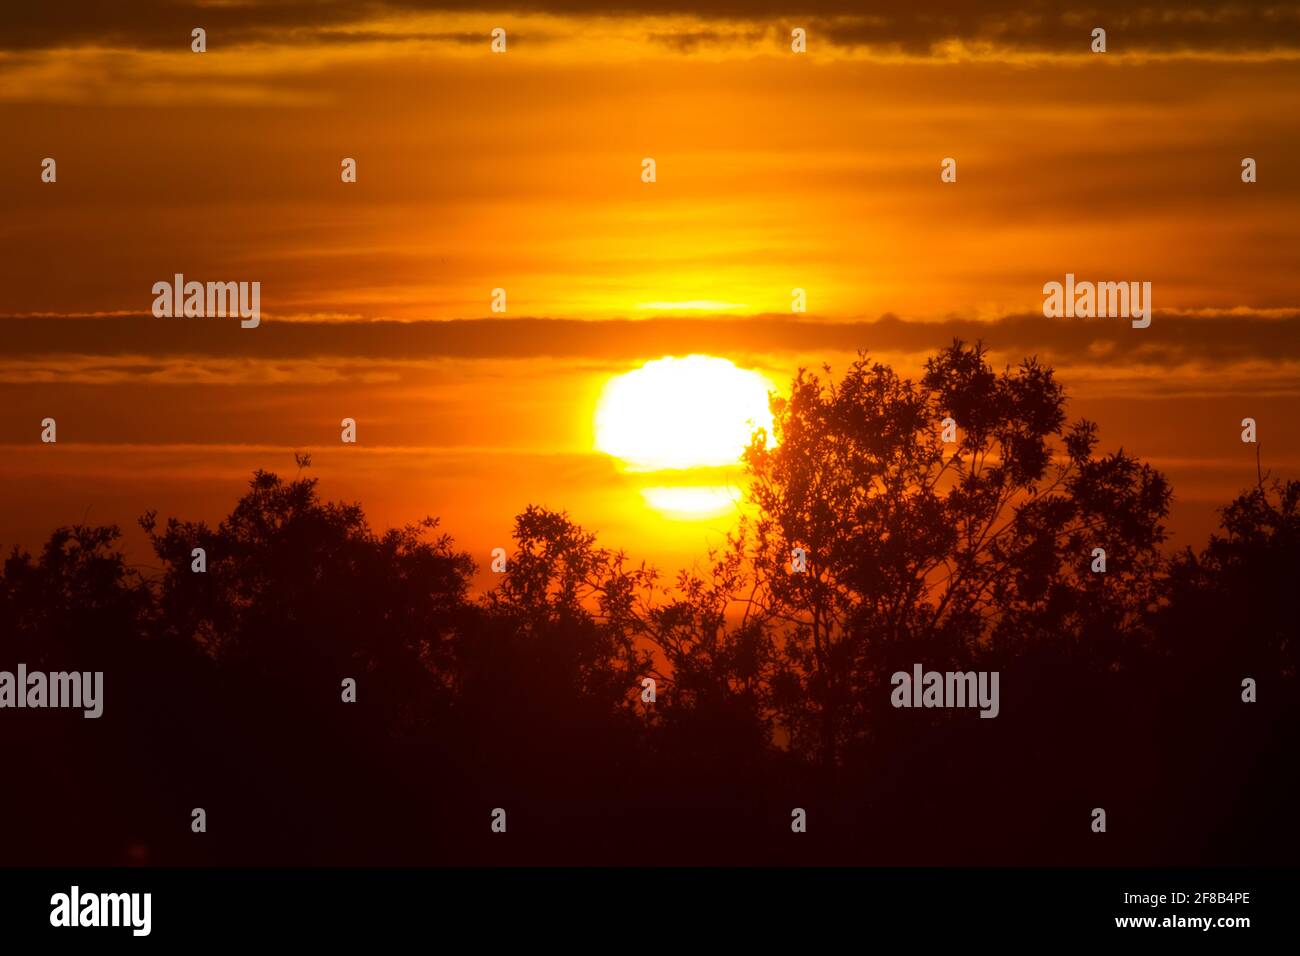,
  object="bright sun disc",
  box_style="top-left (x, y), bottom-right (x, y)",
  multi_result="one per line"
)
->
top-left (594, 356), bottom-right (774, 471)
